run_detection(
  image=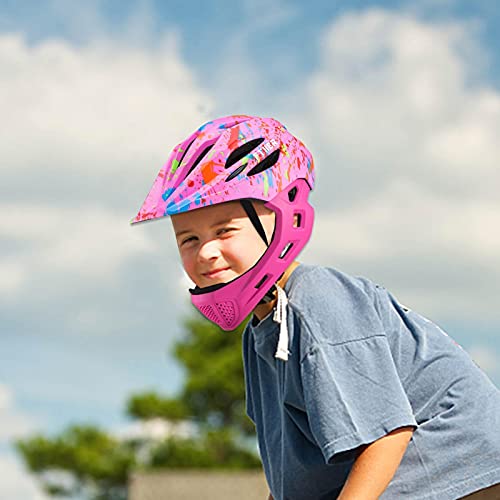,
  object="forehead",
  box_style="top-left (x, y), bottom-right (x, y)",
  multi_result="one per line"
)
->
top-left (170, 201), bottom-right (246, 232)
